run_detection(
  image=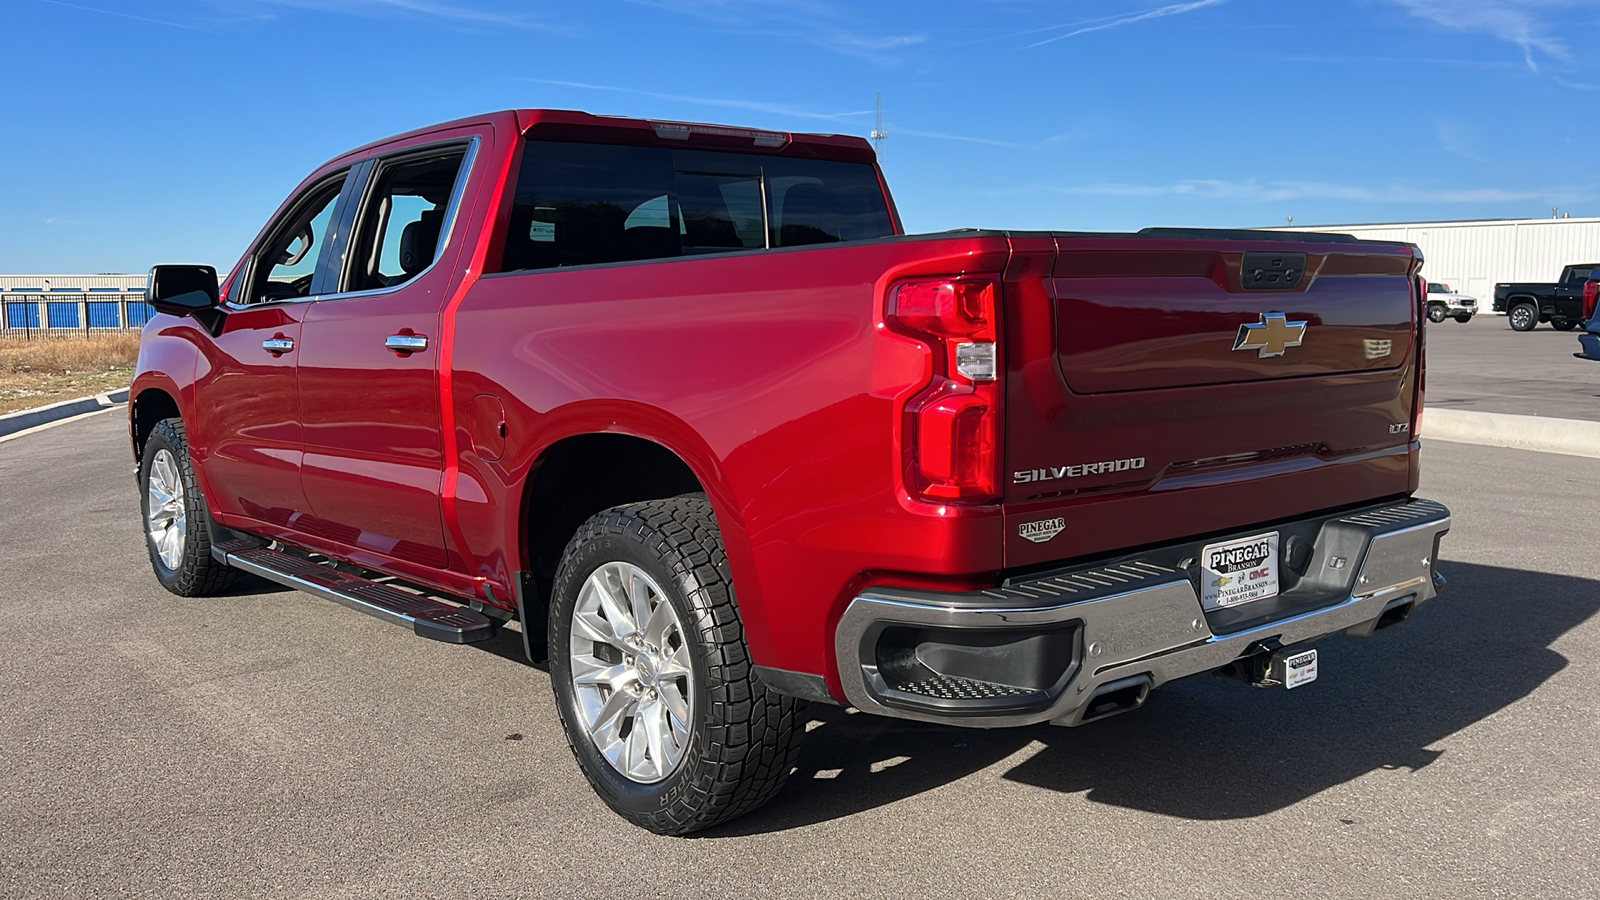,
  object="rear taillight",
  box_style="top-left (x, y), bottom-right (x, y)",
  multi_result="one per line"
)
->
top-left (1584, 281), bottom-right (1598, 320)
top-left (1412, 274), bottom-right (1426, 437)
top-left (887, 278), bottom-right (1002, 503)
